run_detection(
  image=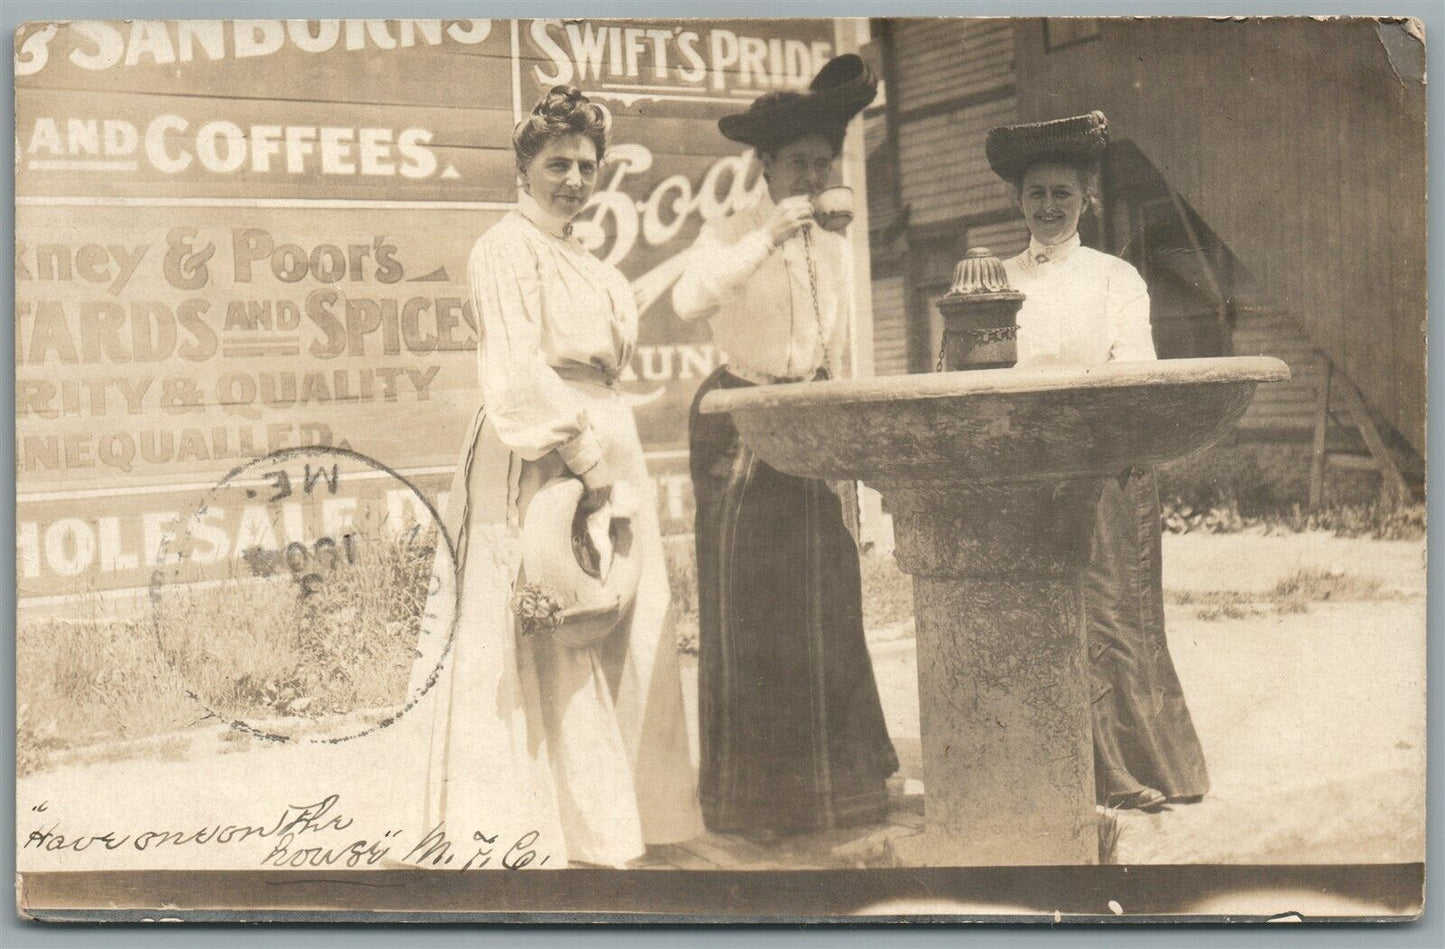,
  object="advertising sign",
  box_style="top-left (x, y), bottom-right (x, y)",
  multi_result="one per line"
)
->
top-left (15, 18), bottom-right (866, 603)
